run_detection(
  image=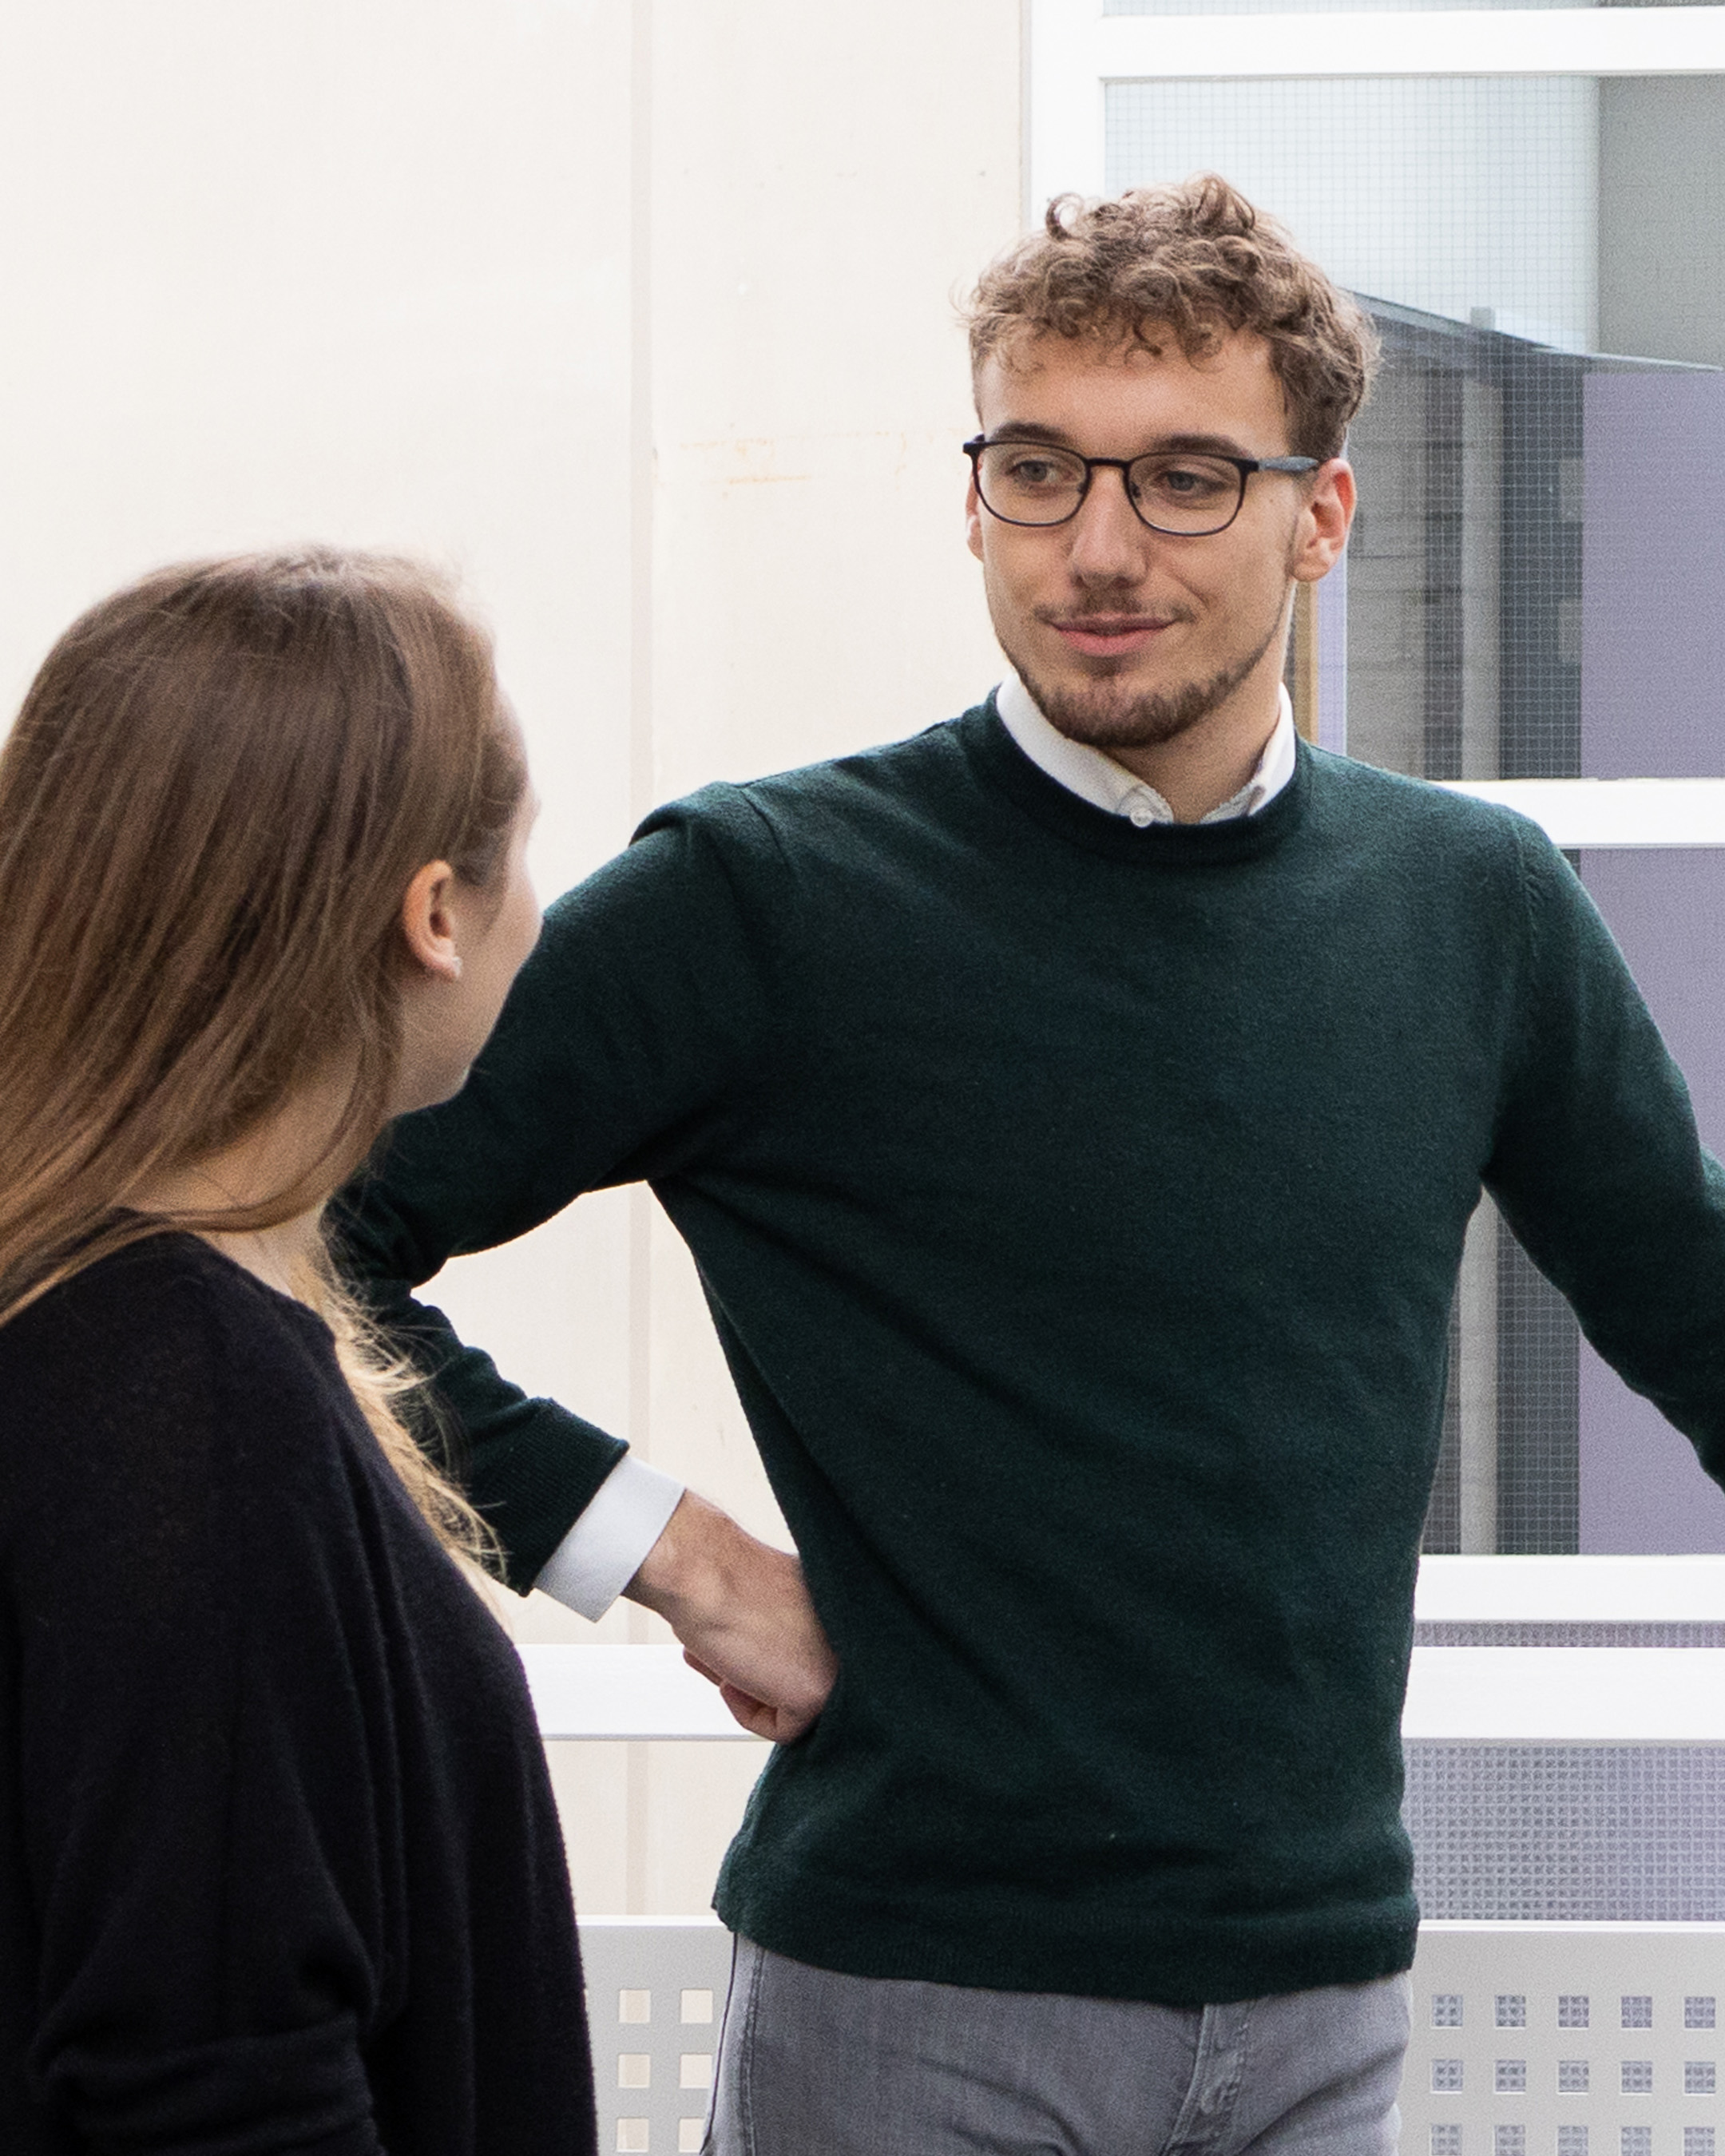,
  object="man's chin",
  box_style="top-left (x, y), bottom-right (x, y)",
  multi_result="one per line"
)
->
top-left (1015, 664), bottom-right (1223, 753)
